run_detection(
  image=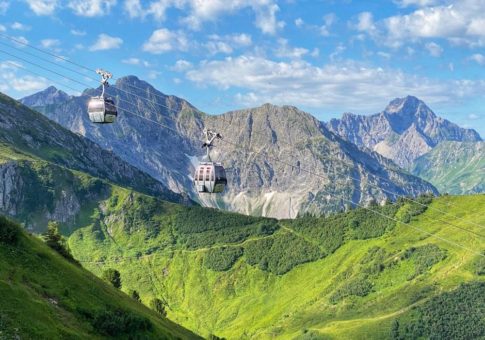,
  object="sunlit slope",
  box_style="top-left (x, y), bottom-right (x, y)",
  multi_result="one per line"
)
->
top-left (0, 218), bottom-right (201, 339)
top-left (68, 193), bottom-right (485, 339)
